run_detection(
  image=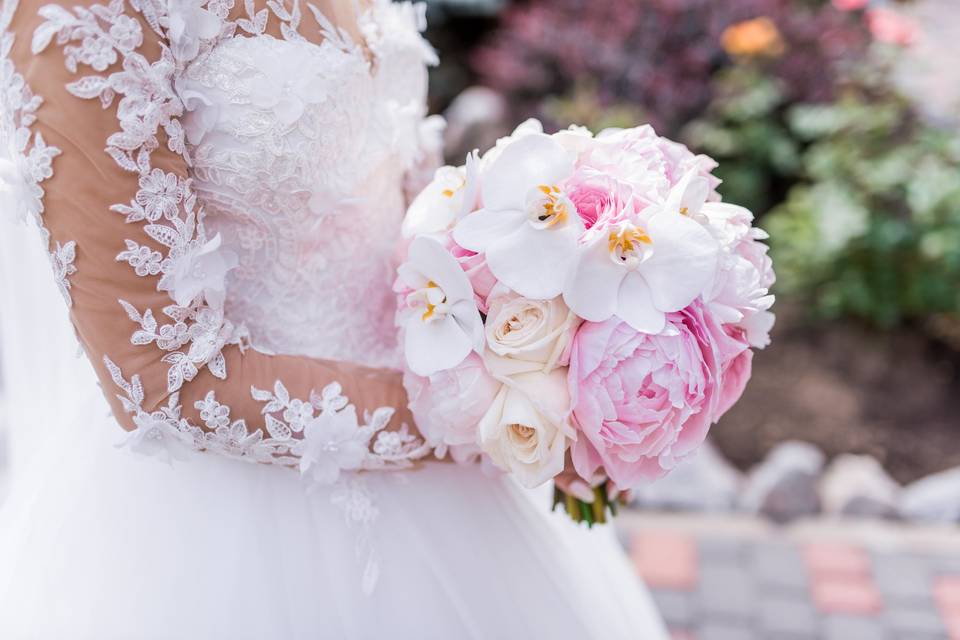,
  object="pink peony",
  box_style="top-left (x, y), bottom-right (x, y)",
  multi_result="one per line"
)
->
top-left (403, 352), bottom-right (501, 462)
top-left (702, 204), bottom-right (776, 348)
top-left (568, 303), bottom-right (749, 488)
top-left (577, 125), bottom-right (721, 212)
